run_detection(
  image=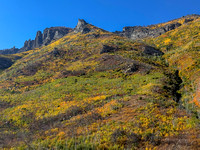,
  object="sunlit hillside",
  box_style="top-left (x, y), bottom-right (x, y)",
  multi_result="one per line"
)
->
top-left (0, 18), bottom-right (199, 149)
top-left (145, 17), bottom-right (200, 111)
